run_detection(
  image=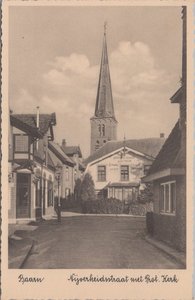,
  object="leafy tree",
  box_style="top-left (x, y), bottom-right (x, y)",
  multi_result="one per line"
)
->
top-left (74, 178), bottom-right (82, 203)
top-left (80, 173), bottom-right (96, 202)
